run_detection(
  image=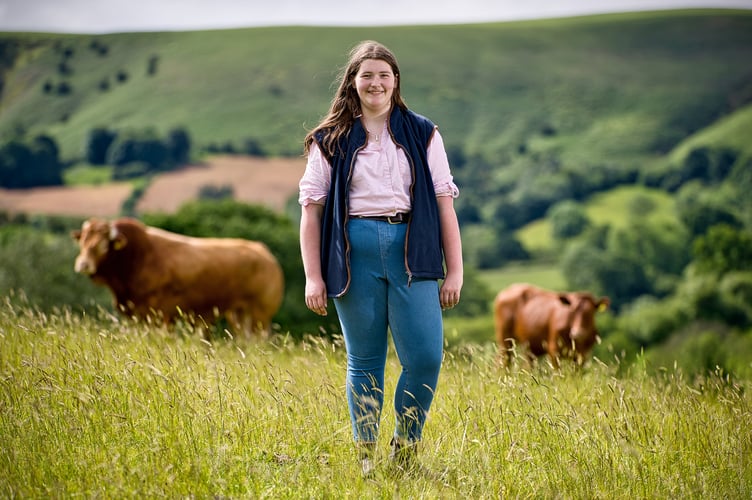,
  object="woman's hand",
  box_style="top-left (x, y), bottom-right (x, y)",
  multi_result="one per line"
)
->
top-left (305, 277), bottom-right (328, 316)
top-left (437, 196), bottom-right (464, 310)
top-left (300, 203), bottom-right (328, 316)
top-left (440, 272), bottom-right (463, 310)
